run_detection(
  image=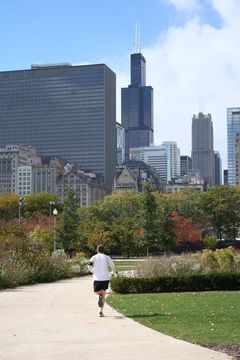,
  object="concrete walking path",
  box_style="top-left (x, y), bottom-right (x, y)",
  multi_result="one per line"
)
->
top-left (0, 276), bottom-right (232, 360)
